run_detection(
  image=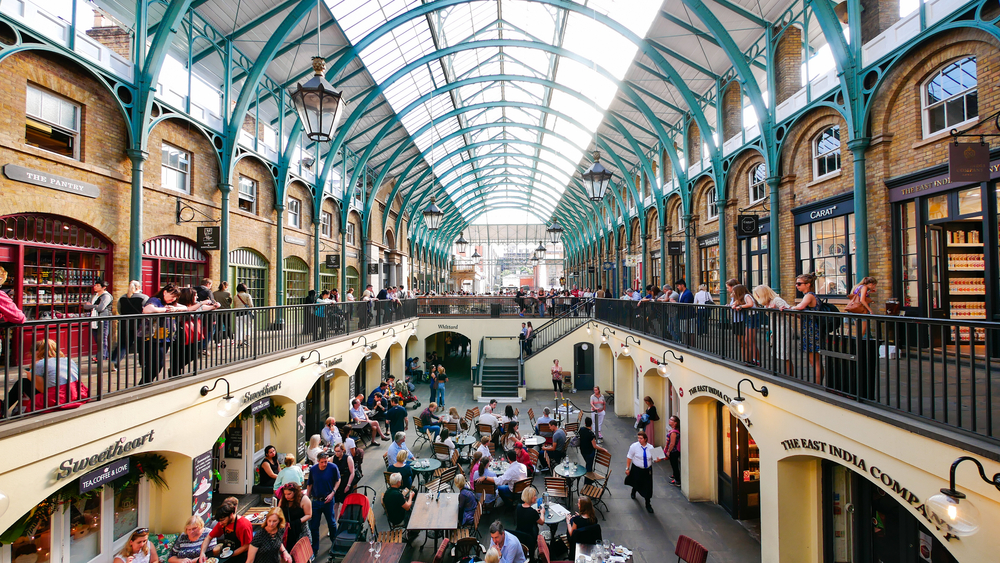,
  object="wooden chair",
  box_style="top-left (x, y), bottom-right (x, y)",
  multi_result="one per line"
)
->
top-left (382, 452), bottom-right (390, 469)
top-left (564, 421), bottom-right (580, 439)
top-left (585, 450), bottom-right (612, 483)
top-left (511, 477), bottom-right (533, 497)
top-left (433, 442), bottom-right (453, 465)
top-left (581, 469), bottom-right (611, 520)
top-left (486, 440), bottom-right (496, 458)
top-left (383, 471), bottom-right (393, 488)
top-left (474, 480), bottom-right (497, 512)
top-left (425, 466), bottom-right (457, 494)
top-left (413, 537), bottom-right (450, 563)
top-left (413, 416), bottom-right (432, 449)
top-left (675, 535), bottom-right (709, 563)
top-left (443, 421), bottom-right (458, 434)
top-left (450, 499), bottom-right (483, 541)
top-left (451, 449), bottom-right (460, 468)
top-left (527, 449), bottom-right (540, 482)
top-left (471, 406), bottom-right (480, 422)
top-left (544, 477), bottom-right (569, 506)
top-left (527, 408), bottom-right (536, 430)
top-left (450, 536), bottom-right (485, 561)
top-left (378, 529), bottom-right (406, 543)
top-left (478, 423), bottom-right (493, 438)
top-left (536, 535), bottom-right (571, 563)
